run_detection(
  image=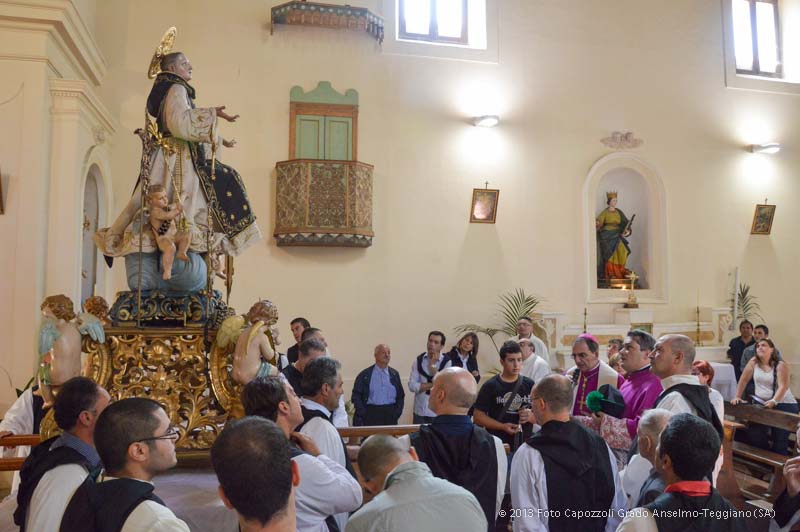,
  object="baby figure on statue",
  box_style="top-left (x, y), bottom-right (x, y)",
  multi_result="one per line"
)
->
top-left (218, 300), bottom-right (280, 386)
top-left (146, 184), bottom-right (190, 280)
